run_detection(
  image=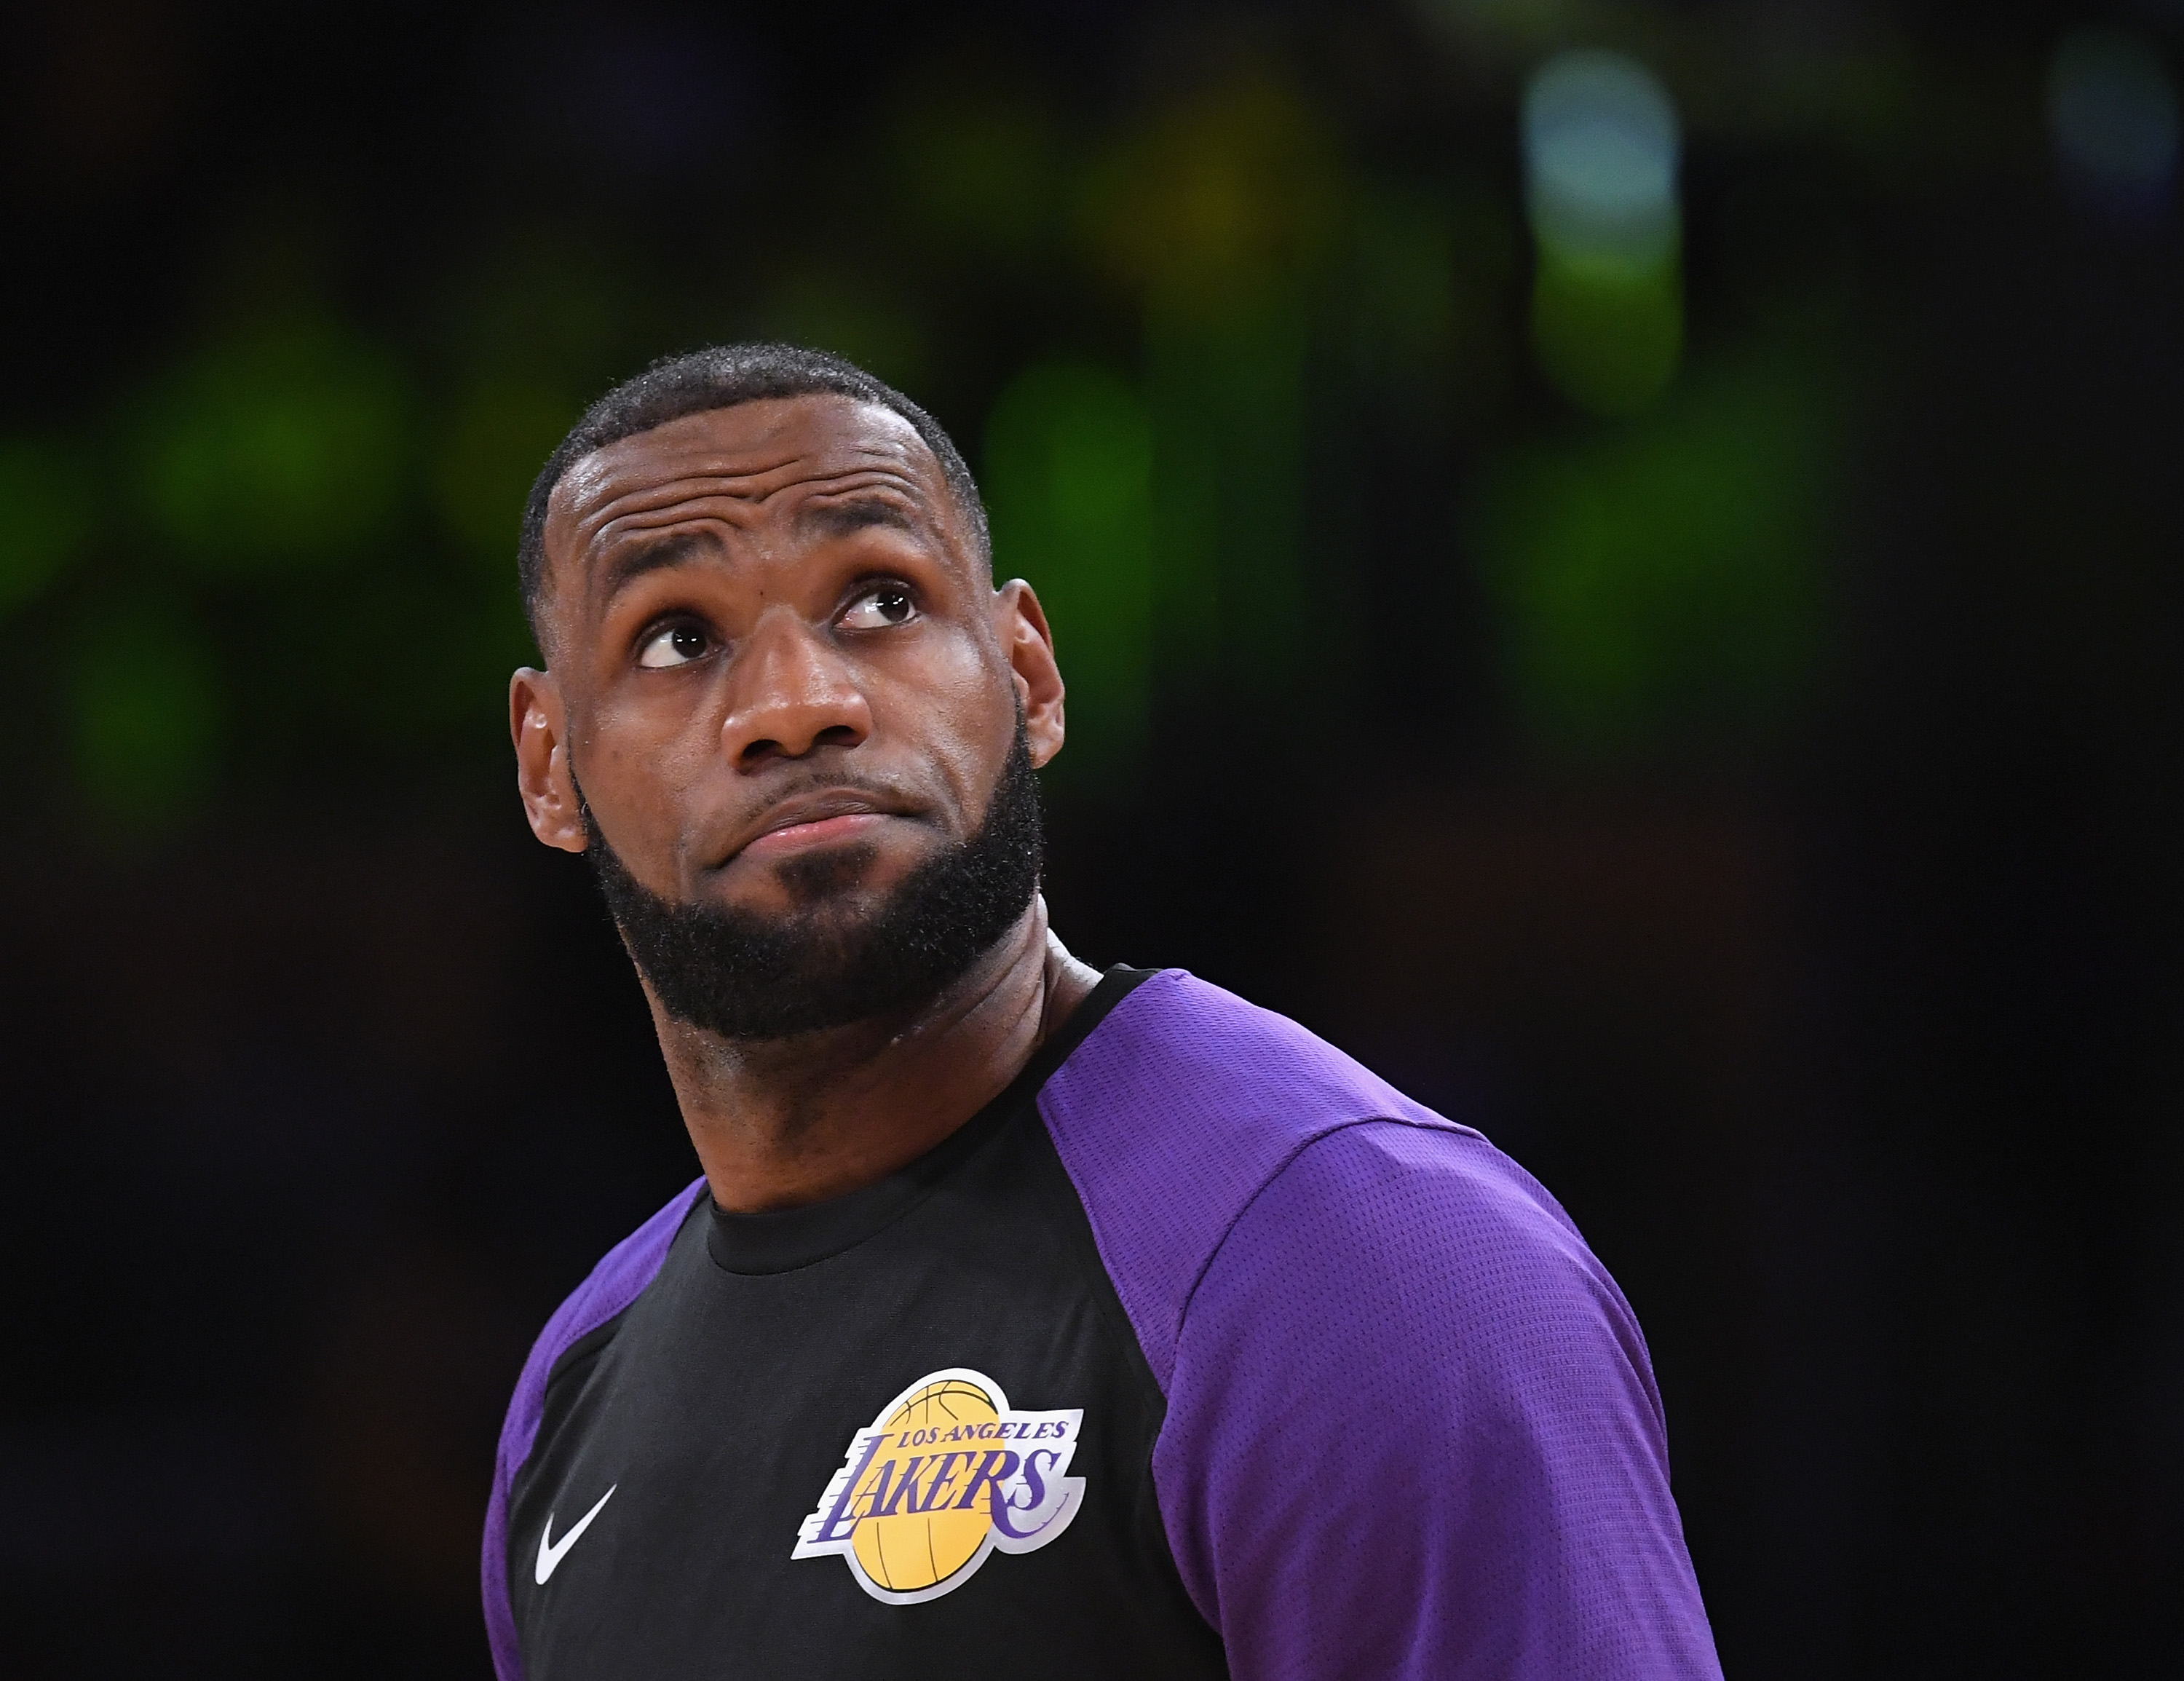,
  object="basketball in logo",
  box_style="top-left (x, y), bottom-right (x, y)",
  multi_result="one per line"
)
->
top-left (793, 1366), bottom-right (1088, 1605)
top-left (852, 1379), bottom-right (998, 1592)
